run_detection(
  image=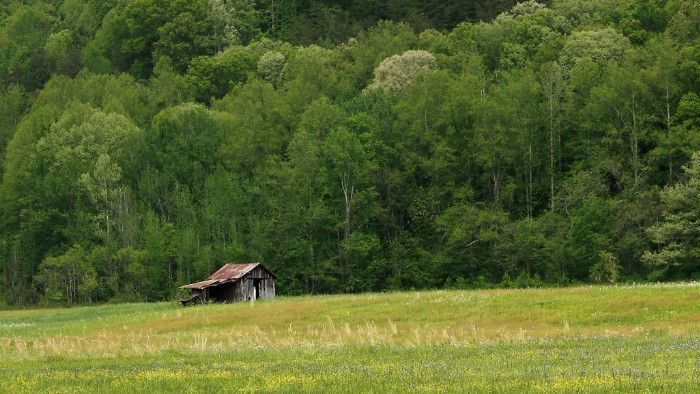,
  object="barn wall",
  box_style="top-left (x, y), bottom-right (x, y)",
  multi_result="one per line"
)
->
top-left (259, 278), bottom-right (275, 299)
top-left (247, 266), bottom-right (274, 279)
top-left (232, 280), bottom-right (245, 302)
top-left (241, 267), bottom-right (276, 301)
